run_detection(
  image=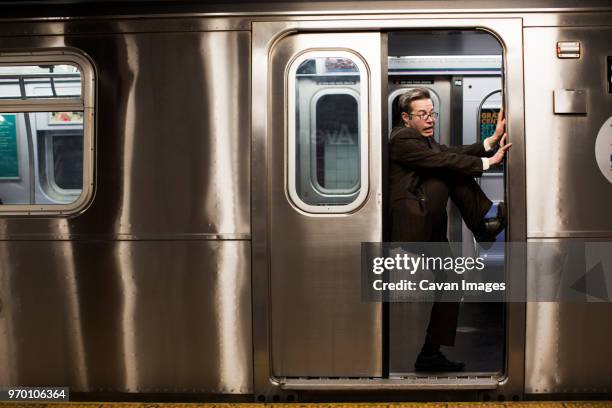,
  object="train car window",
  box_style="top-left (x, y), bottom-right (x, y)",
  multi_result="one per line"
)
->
top-left (0, 55), bottom-right (94, 214)
top-left (287, 51), bottom-right (369, 213)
